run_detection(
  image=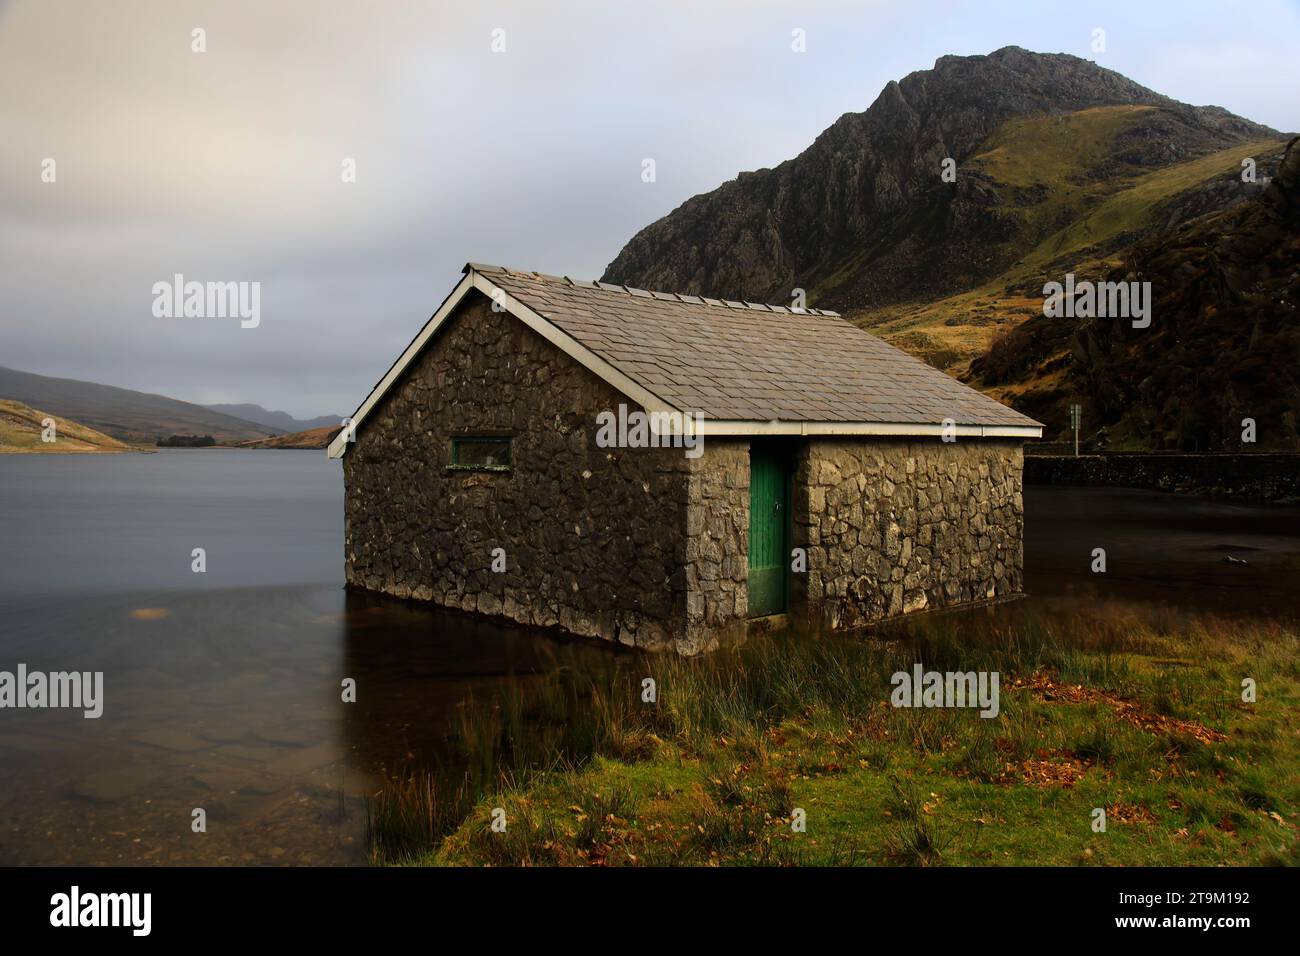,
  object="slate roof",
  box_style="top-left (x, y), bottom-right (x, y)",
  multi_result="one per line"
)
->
top-left (470, 264), bottom-right (1040, 429)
